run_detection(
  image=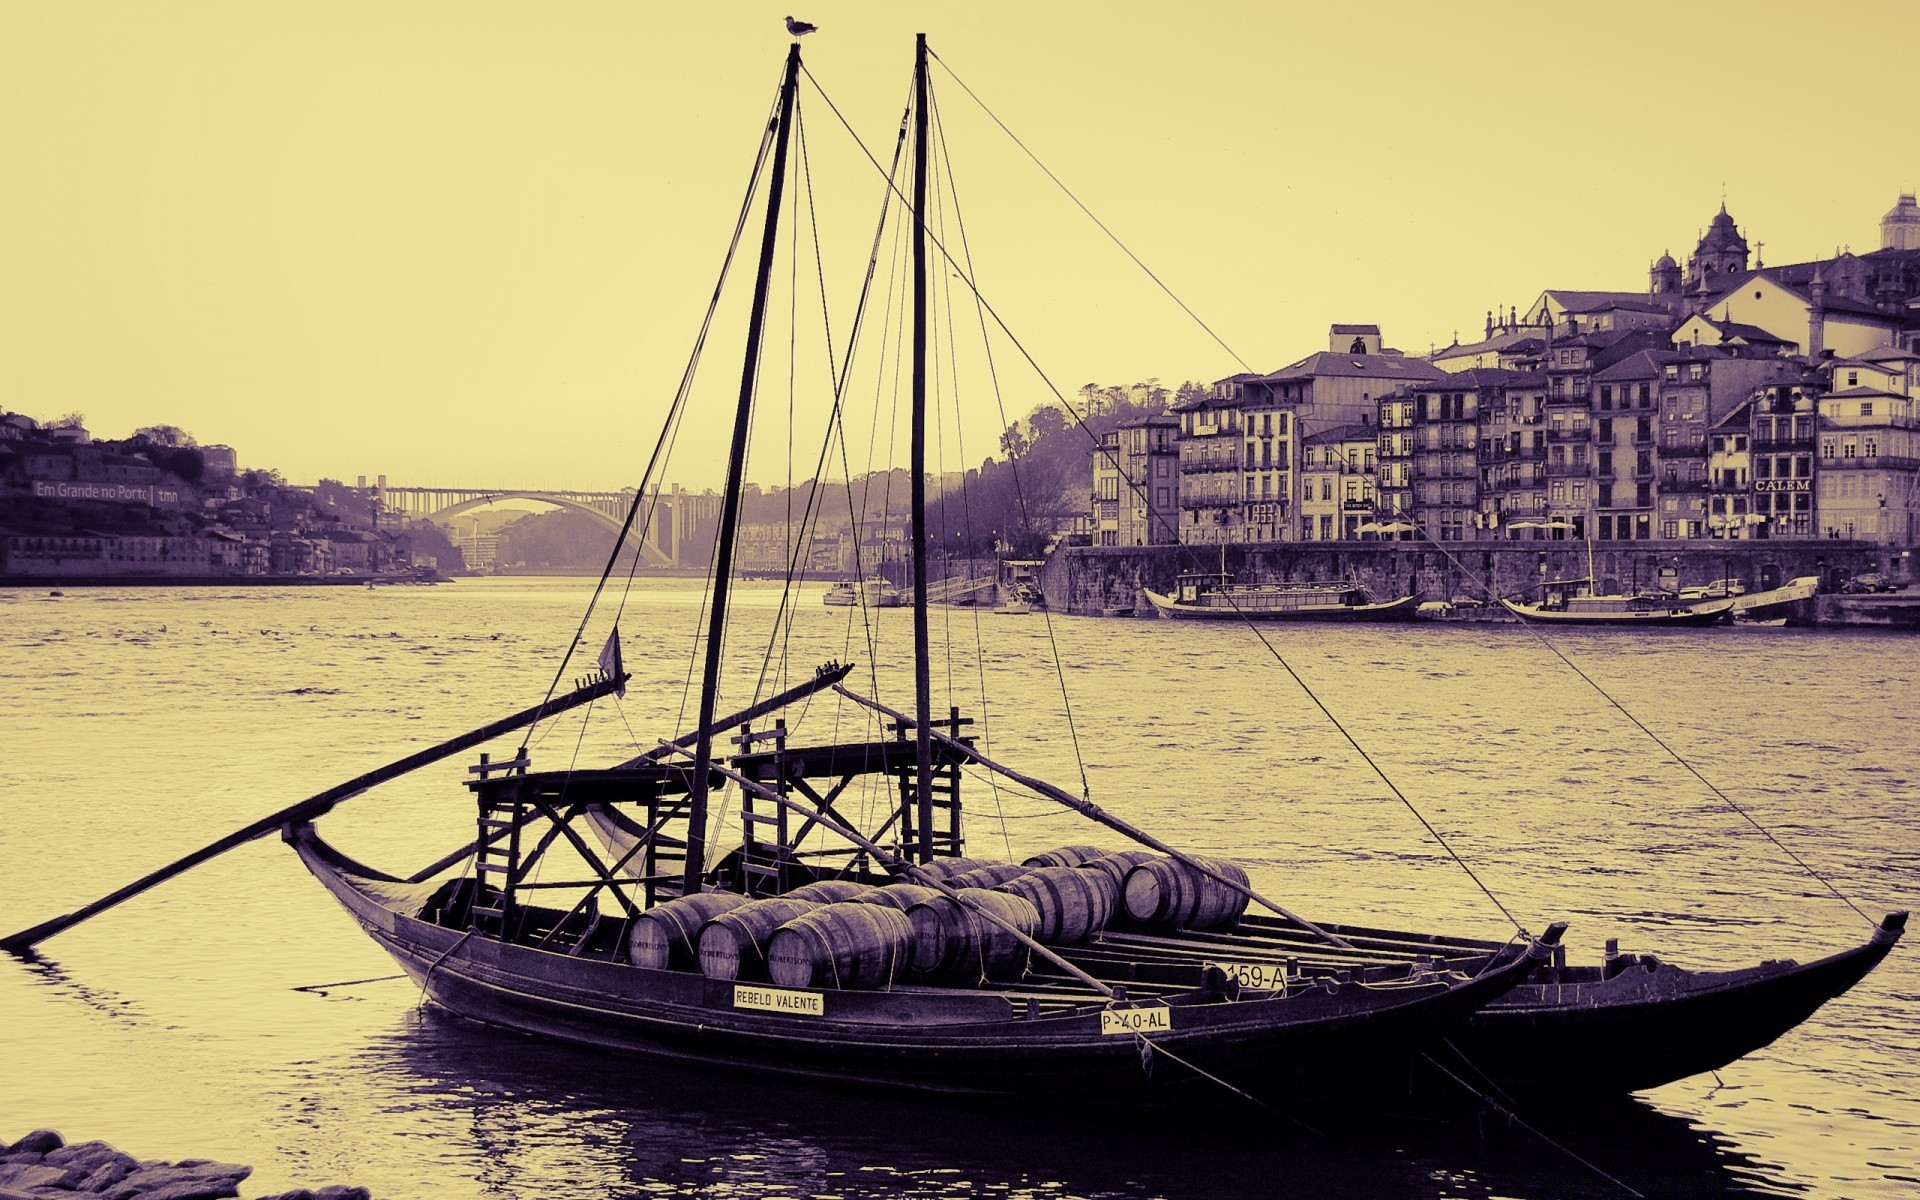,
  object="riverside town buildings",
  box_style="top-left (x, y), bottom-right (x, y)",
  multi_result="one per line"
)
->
top-left (1092, 196), bottom-right (1920, 555)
